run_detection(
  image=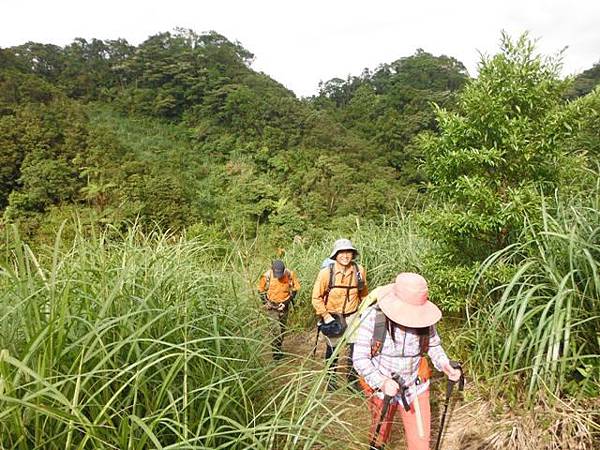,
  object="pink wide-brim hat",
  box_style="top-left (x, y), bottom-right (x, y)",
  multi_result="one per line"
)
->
top-left (378, 272), bottom-right (441, 328)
